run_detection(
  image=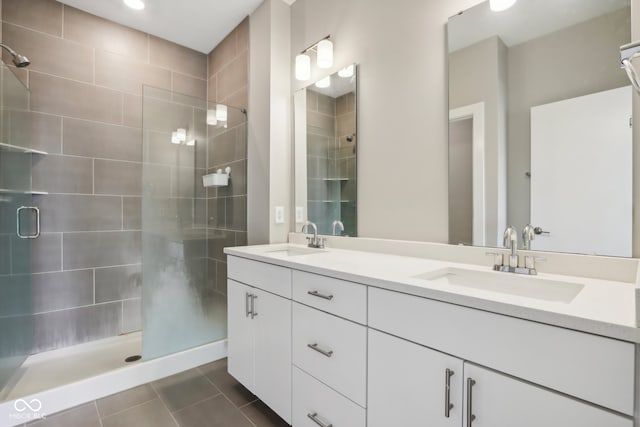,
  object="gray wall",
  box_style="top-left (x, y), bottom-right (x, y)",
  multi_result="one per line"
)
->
top-left (1, 0), bottom-right (208, 352)
top-left (448, 118), bottom-right (473, 245)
